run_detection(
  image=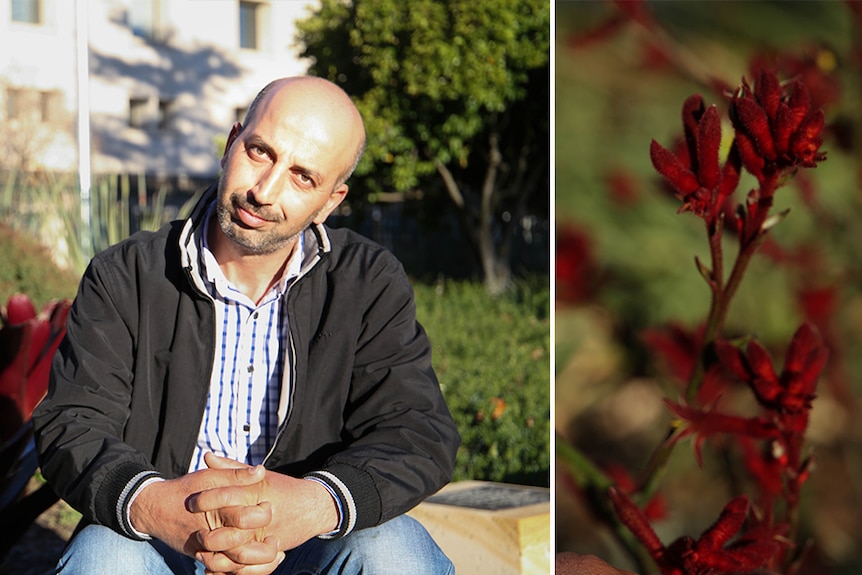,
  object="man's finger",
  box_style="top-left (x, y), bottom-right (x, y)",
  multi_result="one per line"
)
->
top-left (221, 537), bottom-right (282, 566)
top-left (197, 526), bottom-right (255, 553)
top-left (197, 549), bottom-right (243, 574)
top-left (232, 550), bottom-right (286, 575)
top-left (187, 483), bottom-right (265, 512)
top-left (197, 536), bottom-right (283, 573)
top-left (204, 451), bottom-right (250, 470)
